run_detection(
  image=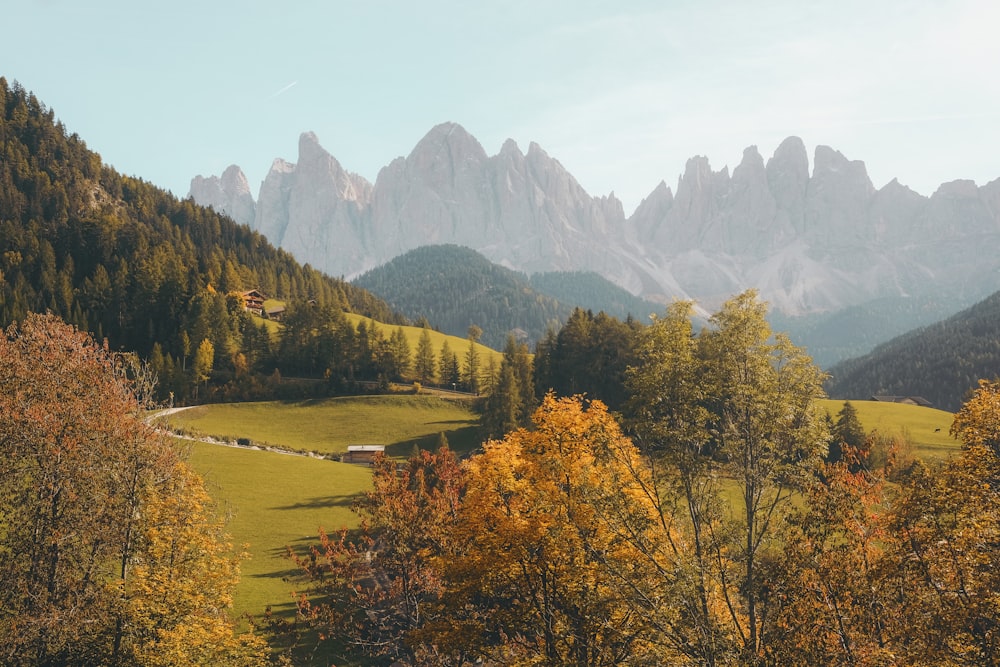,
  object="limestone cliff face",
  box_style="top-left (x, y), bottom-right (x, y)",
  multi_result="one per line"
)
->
top-left (367, 123), bottom-right (629, 278)
top-left (240, 133), bottom-right (374, 277)
top-left (625, 139), bottom-right (1000, 315)
top-left (190, 128), bottom-right (1000, 322)
top-left (188, 165), bottom-right (255, 227)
